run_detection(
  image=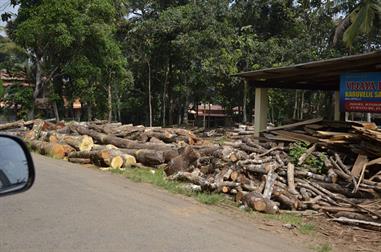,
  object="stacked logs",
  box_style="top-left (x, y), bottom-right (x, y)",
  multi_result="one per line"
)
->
top-left (1, 119), bottom-right (381, 230)
top-left (166, 119), bottom-right (381, 231)
top-left (0, 119), bottom-right (198, 169)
